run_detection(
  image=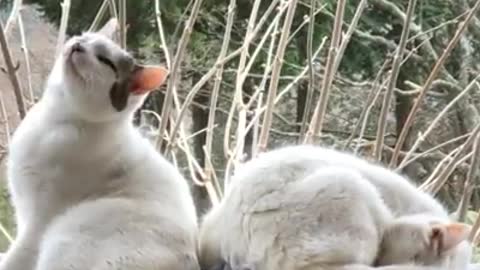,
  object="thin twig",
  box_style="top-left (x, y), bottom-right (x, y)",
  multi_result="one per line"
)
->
top-left (231, 0), bottom-right (262, 167)
top-left (108, 0), bottom-right (118, 19)
top-left (156, 0), bottom-right (205, 150)
top-left (17, 11), bottom-right (34, 105)
top-left (0, 20), bottom-right (26, 119)
top-left (394, 133), bottom-right (471, 172)
top-left (470, 211), bottom-right (480, 243)
top-left (55, 0), bottom-right (71, 58)
top-left (0, 222), bottom-right (12, 244)
top-left (155, 0), bottom-right (172, 69)
top-left (4, 0), bottom-right (22, 35)
top-left (88, 0), bottom-right (109, 32)
top-left (343, 59), bottom-right (390, 150)
top-left (242, 39), bottom-right (327, 140)
top-left (167, 47), bottom-right (244, 154)
top-left (251, 92), bottom-right (264, 158)
top-left (202, 146), bottom-right (221, 205)
top-left (170, 0), bottom-right (284, 153)
top-left (204, 0), bottom-right (236, 184)
top-left (398, 76), bottom-right (480, 168)
top-left (305, 0), bottom-right (346, 143)
top-left (119, 0), bottom-right (126, 48)
top-left (424, 123), bottom-right (480, 195)
top-left (0, 90), bottom-right (11, 144)
top-left (355, 78), bottom-right (389, 154)
top-left (389, 1), bottom-right (480, 167)
top-left (333, 0), bottom-right (367, 73)
top-left (458, 132), bottom-right (480, 221)
top-left (257, 0), bottom-right (300, 151)
top-left (298, 0), bottom-right (316, 142)
top-left (374, 0), bottom-right (417, 161)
